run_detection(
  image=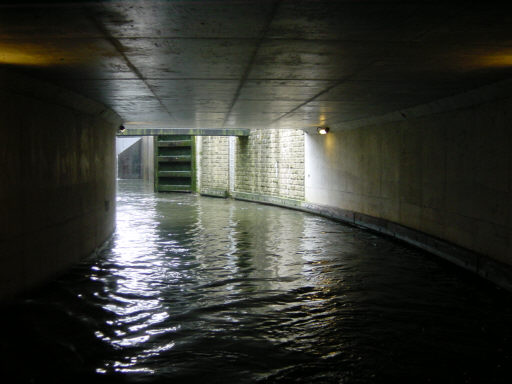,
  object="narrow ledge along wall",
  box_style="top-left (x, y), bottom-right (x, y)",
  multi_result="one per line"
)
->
top-left (0, 69), bottom-right (121, 299)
